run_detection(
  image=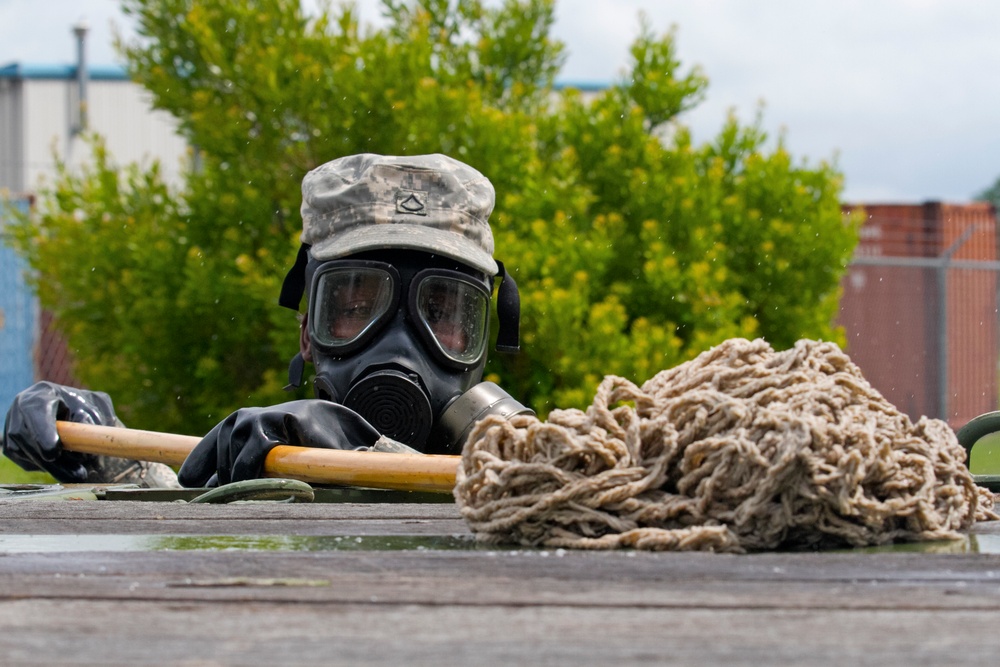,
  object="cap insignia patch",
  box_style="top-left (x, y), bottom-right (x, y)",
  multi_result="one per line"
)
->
top-left (396, 190), bottom-right (427, 216)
